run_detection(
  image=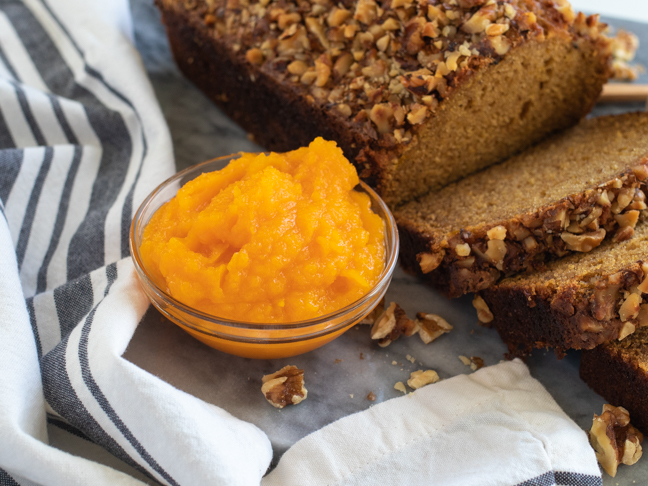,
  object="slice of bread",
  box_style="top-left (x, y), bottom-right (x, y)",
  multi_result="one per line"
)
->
top-left (397, 112), bottom-right (648, 297)
top-left (478, 219), bottom-right (648, 356)
top-left (580, 326), bottom-right (648, 434)
top-left (156, 0), bottom-right (611, 206)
